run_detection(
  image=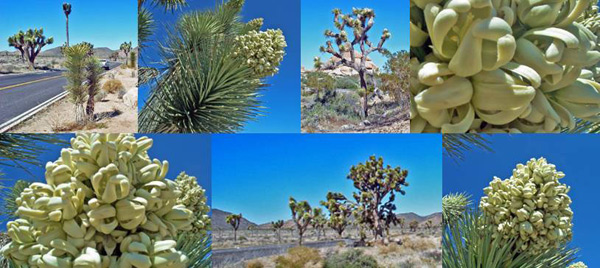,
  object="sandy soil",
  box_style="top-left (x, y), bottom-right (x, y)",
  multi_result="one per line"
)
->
top-left (215, 227), bottom-right (442, 268)
top-left (9, 66), bottom-right (138, 133)
top-left (0, 54), bottom-right (64, 74)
